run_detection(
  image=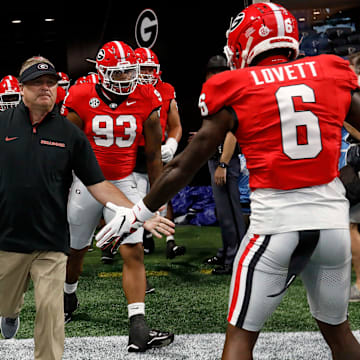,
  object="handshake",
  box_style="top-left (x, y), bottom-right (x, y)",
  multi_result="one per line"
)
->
top-left (95, 200), bottom-right (175, 252)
